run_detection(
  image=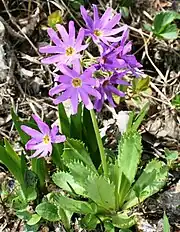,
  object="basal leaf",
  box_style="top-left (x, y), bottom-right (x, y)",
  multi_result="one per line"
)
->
top-left (51, 193), bottom-right (94, 214)
top-left (108, 162), bottom-right (122, 210)
top-left (82, 108), bottom-right (100, 167)
top-left (118, 131), bottom-right (142, 184)
top-left (31, 158), bottom-right (47, 190)
top-left (11, 109), bottom-right (33, 145)
top-left (81, 214), bottom-right (99, 230)
top-left (58, 103), bottom-right (70, 137)
top-left (36, 202), bottom-right (60, 221)
top-left (112, 212), bottom-right (135, 229)
top-left (66, 160), bottom-right (98, 187)
top-left (24, 170), bottom-right (38, 201)
top-left (123, 160), bottom-right (168, 209)
top-left (0, 145), bottom-right (23, 185)
top-left (86, 175), bottom-right (116, 211)
top-left (163, 211), bottom-right (170, 232)
top-left (52, 171), bottom-right (86, 196)
top-left (62, 139), bottom-right (96, 171)
top-left (70, 103), bottom-right (82, 140)
top-left (52, 143), bottom-right (64, 170)
top-left (27, 214), bottom-right (41, 226)
top-left (58, 208), bottom-right (72, 231)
